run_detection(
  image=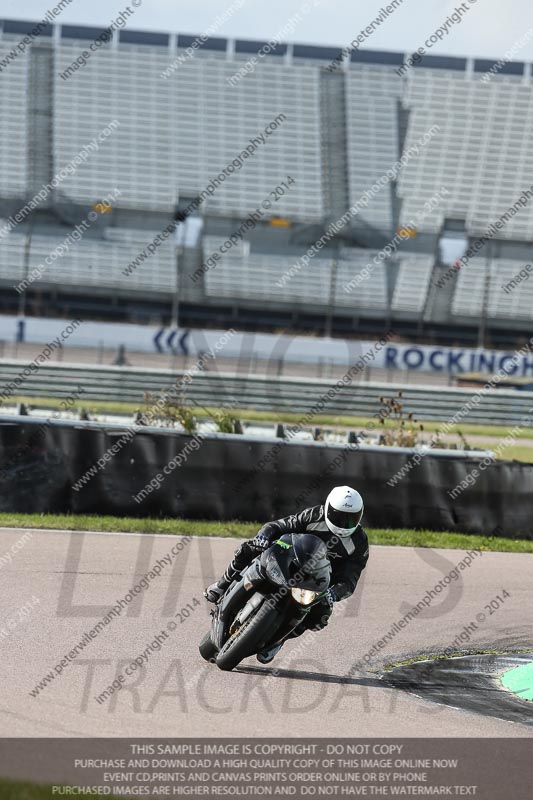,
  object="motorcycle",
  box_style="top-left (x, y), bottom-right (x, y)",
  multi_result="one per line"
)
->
top-left (199, 532), bottom-right (331, 671)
